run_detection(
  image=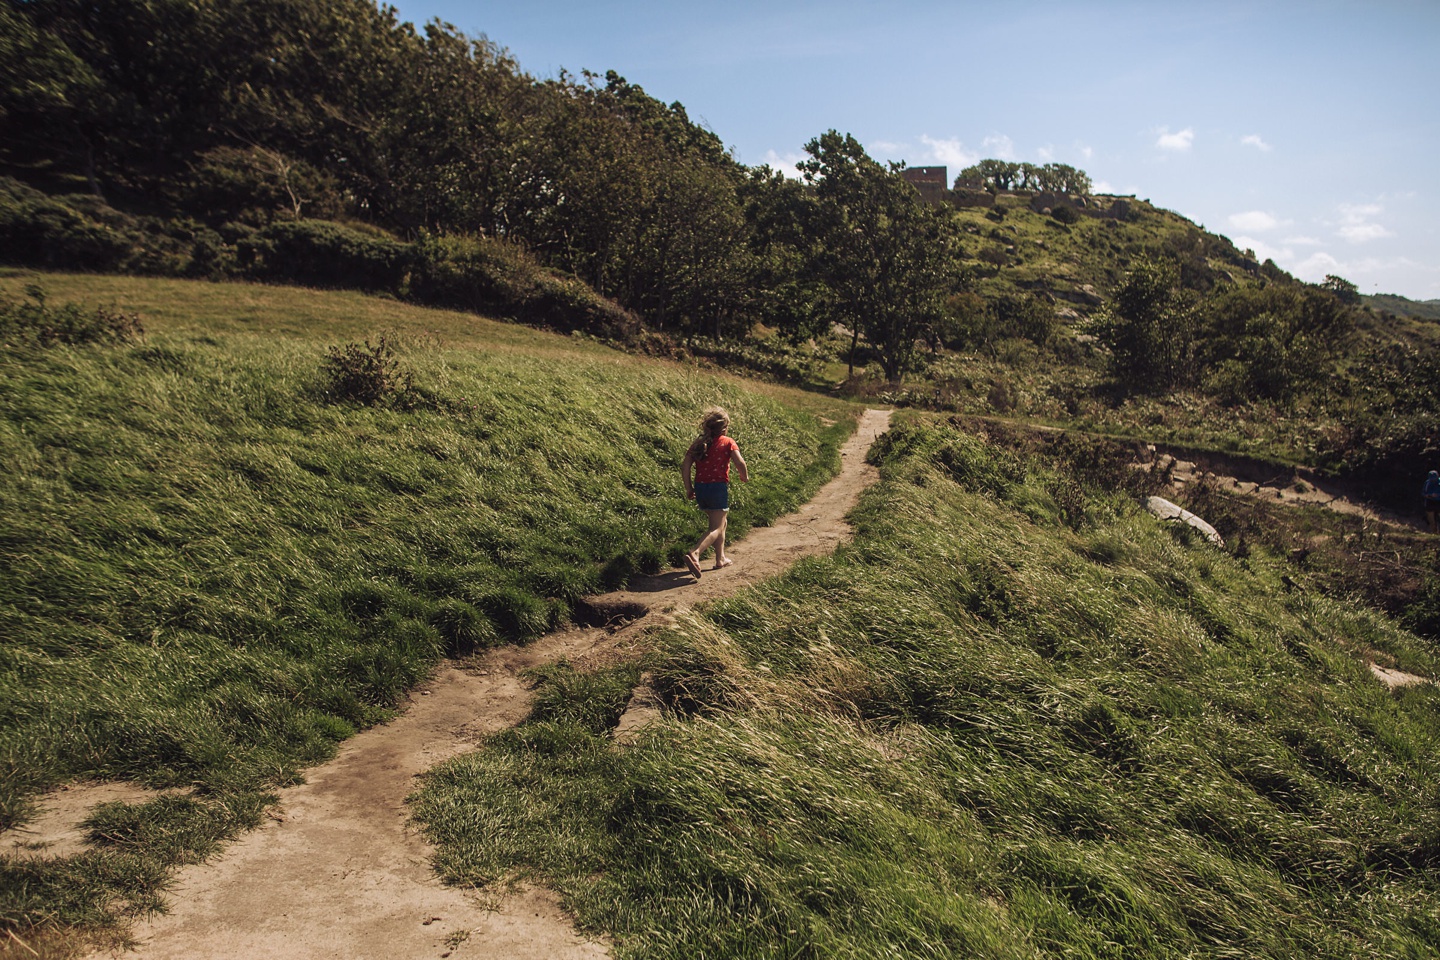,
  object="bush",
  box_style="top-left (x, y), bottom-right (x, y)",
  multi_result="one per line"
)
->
top-left (990, 292), bottom-right (1057, 346)
top-left (0, 284), bottom-right (144, 347)
top-left (408, 233), bottom-right (639, 339)
top-left (320, 337), bottom-right (413, 406)
top-left (237, 219), bottom-right (412, 292)
top-left (180, 146), bottom-right (342, 225)
top-left (1051, 203), bottom-right (1080, 224)
top-left (0, 178), bottom-right (134, 271)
